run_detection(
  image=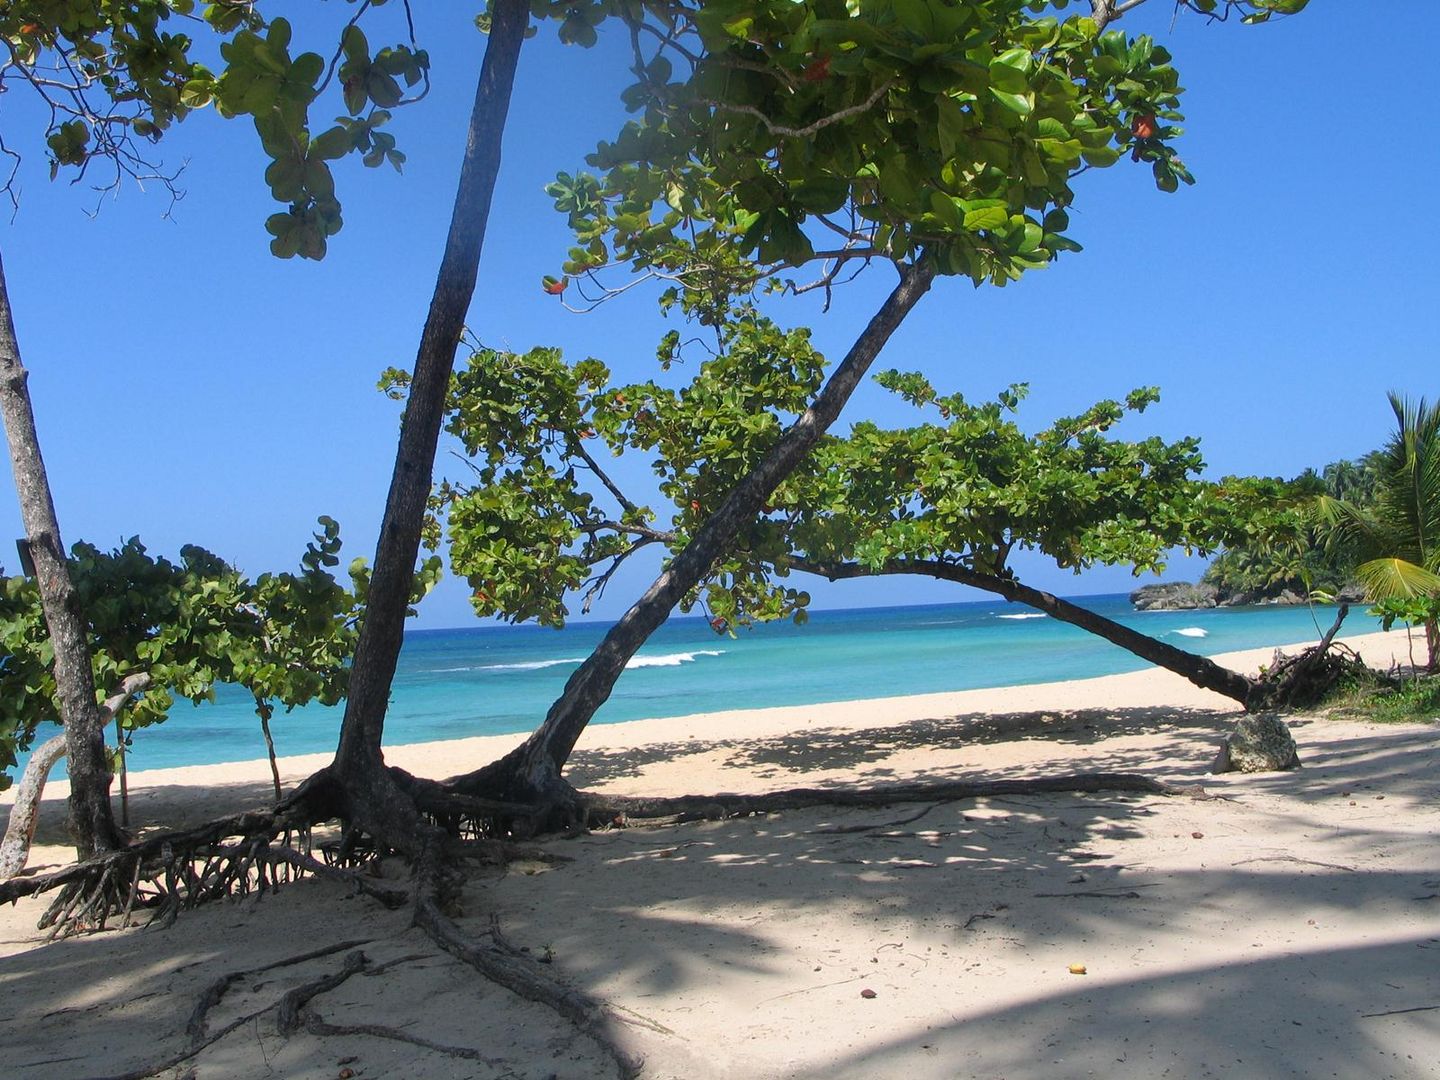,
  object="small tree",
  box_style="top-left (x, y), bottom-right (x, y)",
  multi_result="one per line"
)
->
top-left (0, 522), bottom-right (374, 877)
